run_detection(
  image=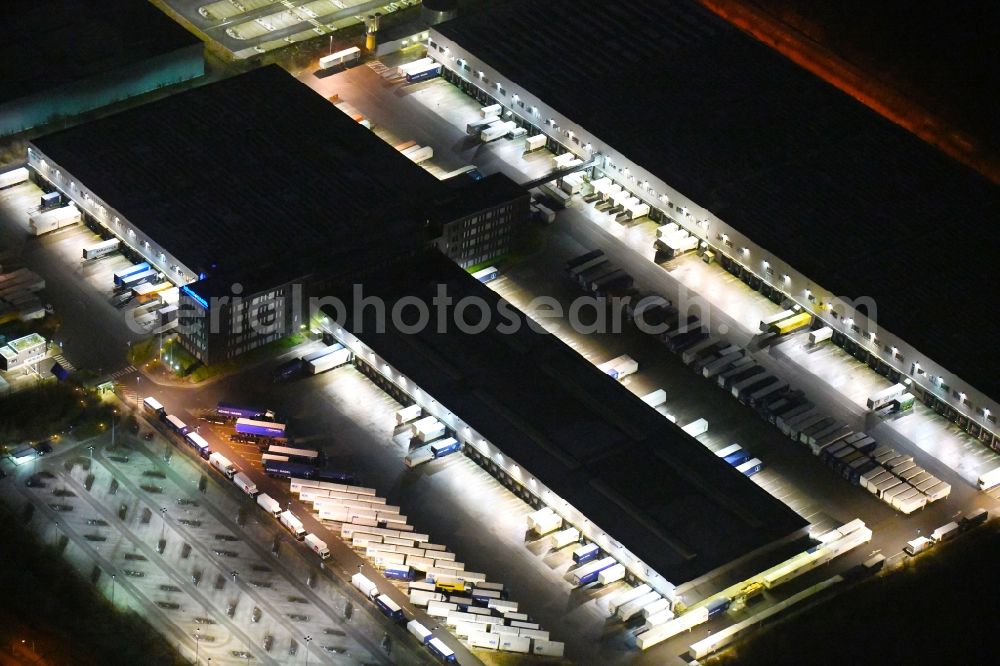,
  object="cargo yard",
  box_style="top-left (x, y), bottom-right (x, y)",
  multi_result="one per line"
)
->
top-left (1, 0), bottom-right (998, 664)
